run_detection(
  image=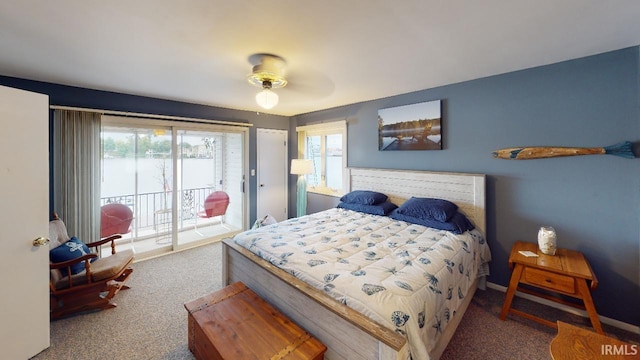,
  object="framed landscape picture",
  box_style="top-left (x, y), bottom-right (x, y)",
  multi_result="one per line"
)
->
top-left (378, 100), bottom-right (442, 151)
